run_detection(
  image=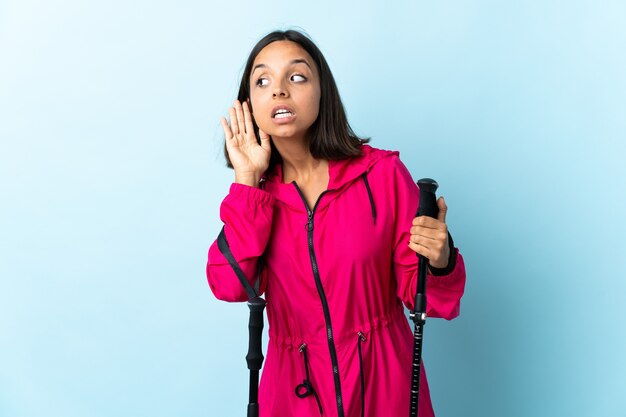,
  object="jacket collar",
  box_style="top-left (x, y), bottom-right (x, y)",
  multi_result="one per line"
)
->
top-left (261, 145), bottom-right (398, 212)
